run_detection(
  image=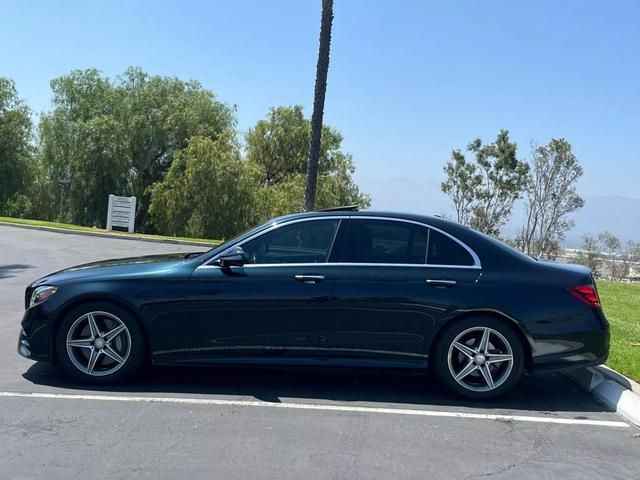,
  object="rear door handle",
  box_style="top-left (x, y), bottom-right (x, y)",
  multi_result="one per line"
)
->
top-left (295, 274), bottom-right (325, 284)
top-left (426, 279), bottom-right (457, 288)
